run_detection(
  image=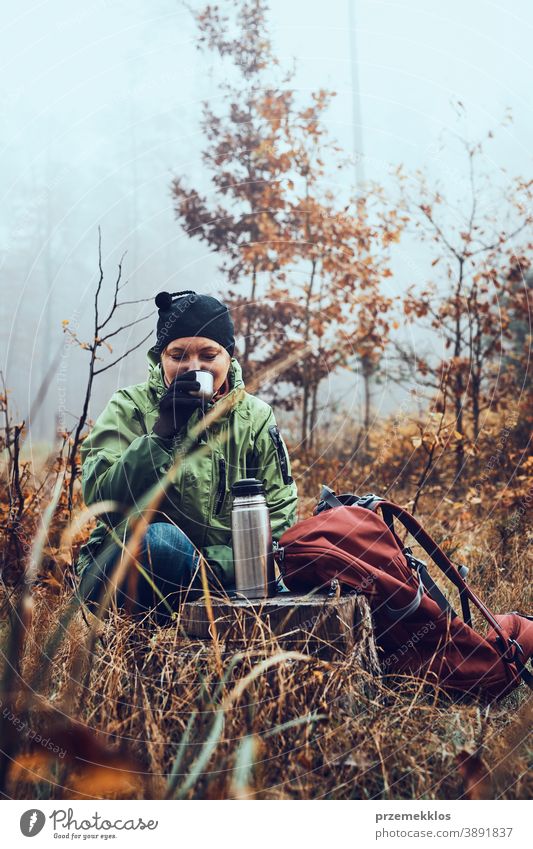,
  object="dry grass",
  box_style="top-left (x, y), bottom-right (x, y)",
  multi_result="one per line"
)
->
top-left (1, 399), bottom-right (531, 800)
top-left (1, 507), bottom-right (531, 801)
